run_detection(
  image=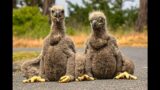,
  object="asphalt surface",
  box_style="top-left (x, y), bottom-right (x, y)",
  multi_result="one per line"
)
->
top-left (13, 47), bottom-right (147, 90)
